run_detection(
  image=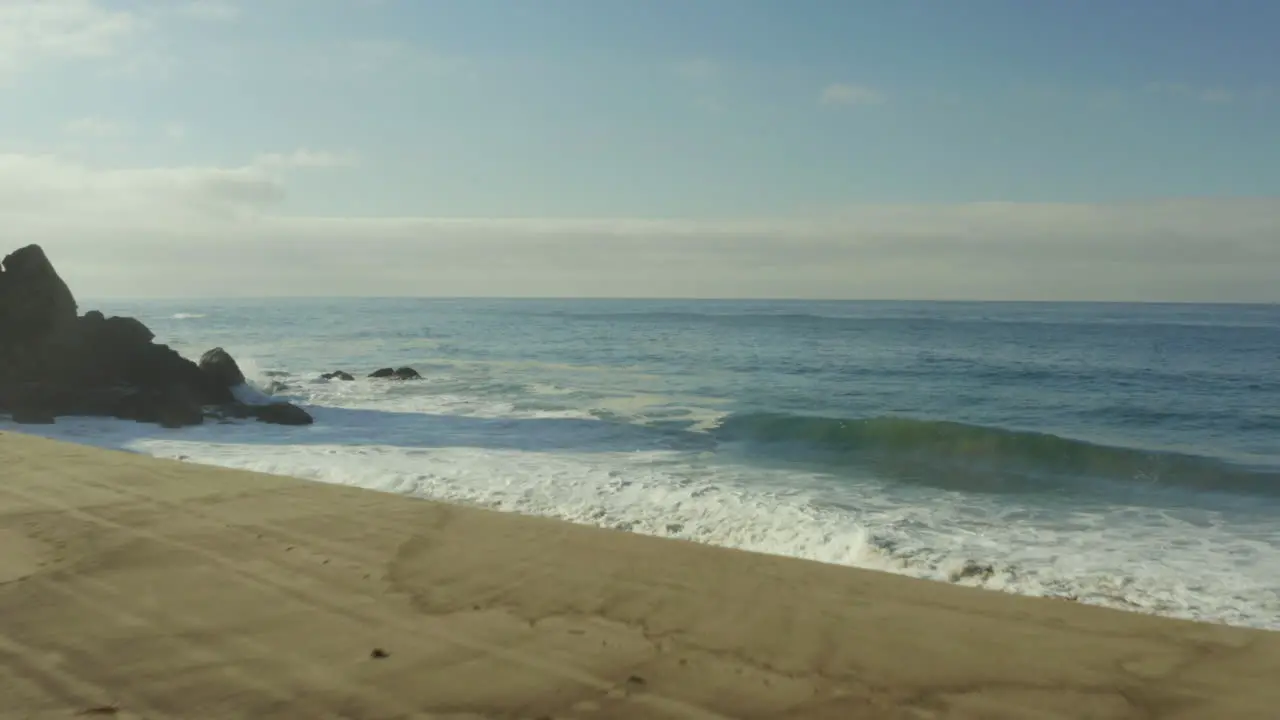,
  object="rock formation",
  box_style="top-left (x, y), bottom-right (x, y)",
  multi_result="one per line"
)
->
top-left (0, 244), bottom-right (312, 428)
top-left (369, 366), bottom-right (422, 380)
top-left (199, 347), bottom-right (247, 389)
